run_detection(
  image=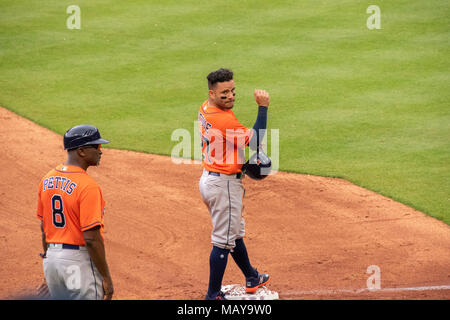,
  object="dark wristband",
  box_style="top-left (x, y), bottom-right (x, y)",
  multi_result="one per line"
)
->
top-left (258, 105), bottom-right (268, 115)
